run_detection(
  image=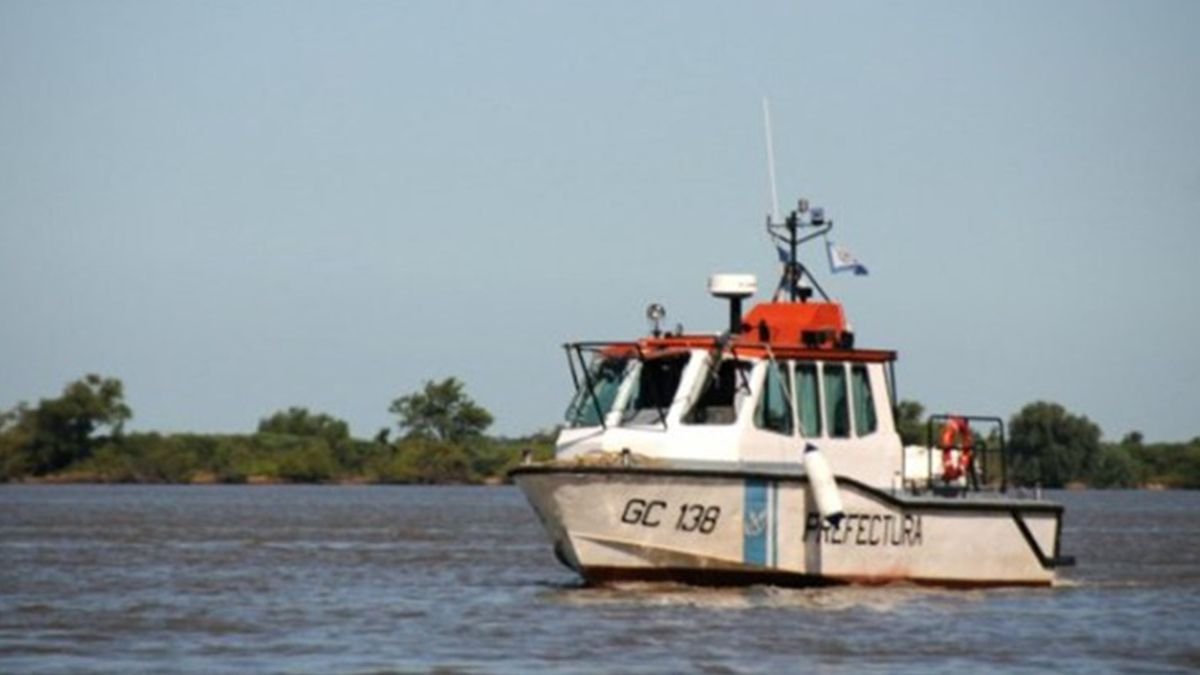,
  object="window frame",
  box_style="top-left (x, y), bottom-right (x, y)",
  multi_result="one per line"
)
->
top-left (564, 355), bottom-right (632, 428)
top-left (753, 358), bottom-right (795, 437)
top-left (681, 356), bottom-right (754, 427)
top-left (850, 363), bottom-right (878, 437)
top-left (620, 353), bottom-right (691, 426)
top-left (793, 360), bottom-right (823, 439)
top-left (822, 361), bottom-right (852, 439)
